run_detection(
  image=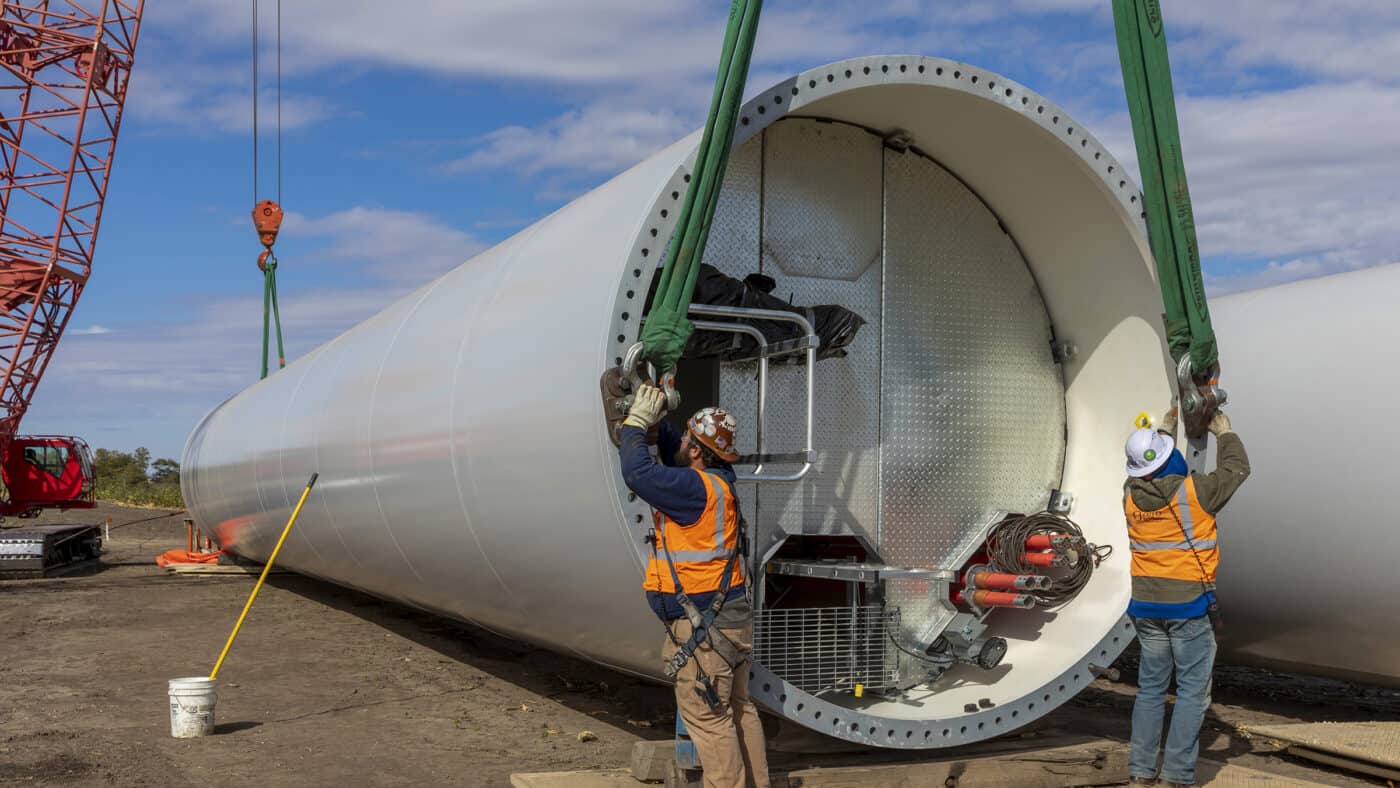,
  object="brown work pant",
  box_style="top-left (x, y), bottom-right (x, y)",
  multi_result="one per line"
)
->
top-left (663, 619), bottom-right (770, 788)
